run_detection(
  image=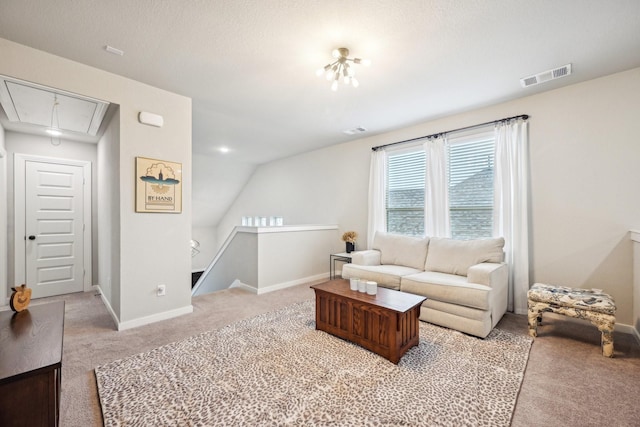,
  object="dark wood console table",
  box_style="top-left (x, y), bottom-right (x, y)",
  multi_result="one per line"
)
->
top-left (0, 301), bottom-right (65, 426)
